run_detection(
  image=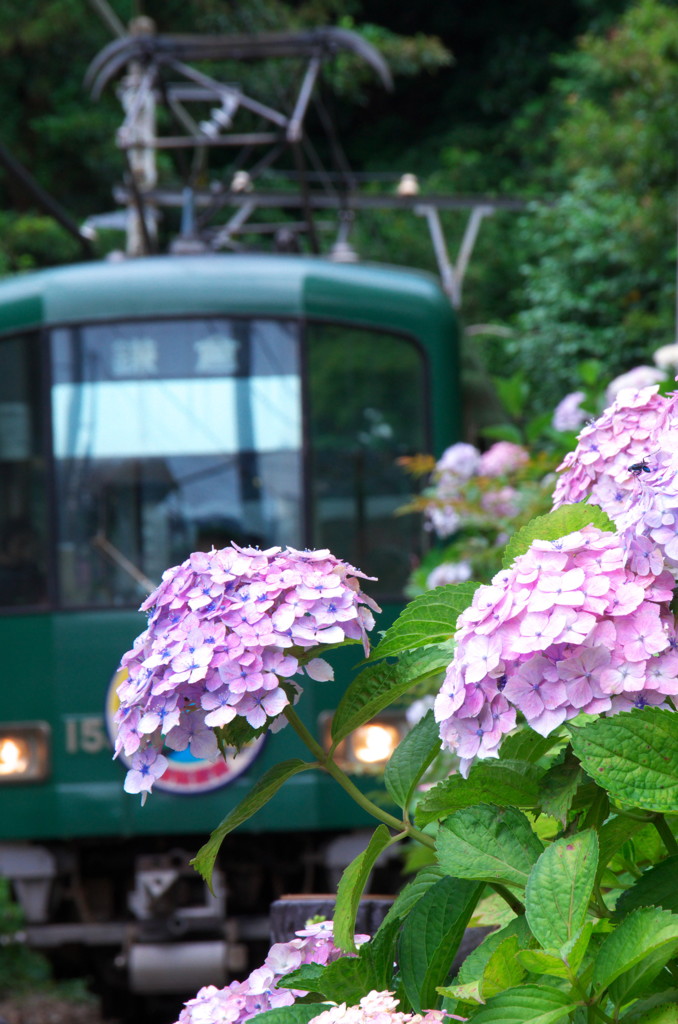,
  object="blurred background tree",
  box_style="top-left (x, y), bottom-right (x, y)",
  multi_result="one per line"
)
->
top-left (2, 0), bottom-right (678, 423)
